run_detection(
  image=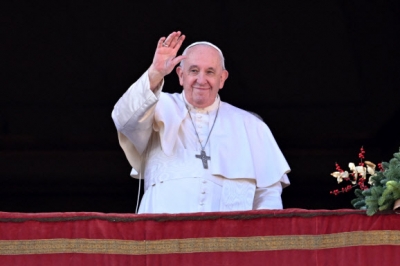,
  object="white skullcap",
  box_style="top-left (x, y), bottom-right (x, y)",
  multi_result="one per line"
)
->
top-left (180, 41), bottom-right (226, 69)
